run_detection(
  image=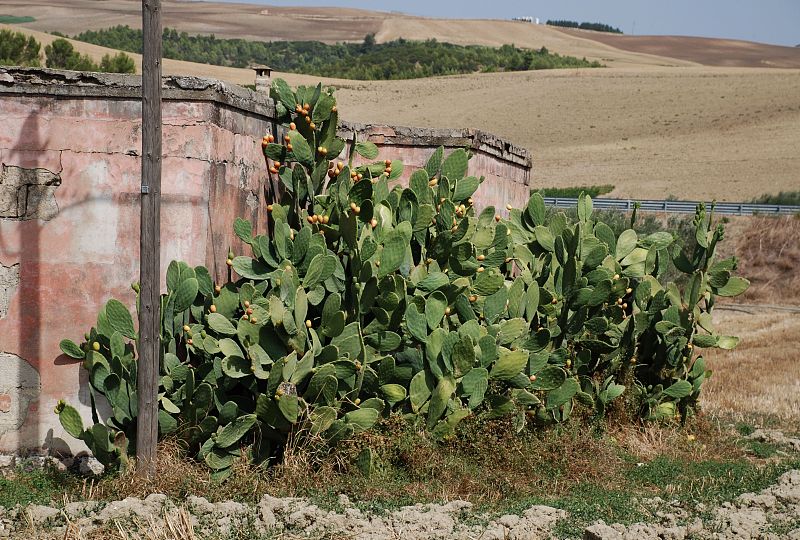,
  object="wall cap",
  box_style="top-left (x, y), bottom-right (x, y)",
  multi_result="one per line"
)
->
top-left (0, 67), bottom-right (532, 168)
